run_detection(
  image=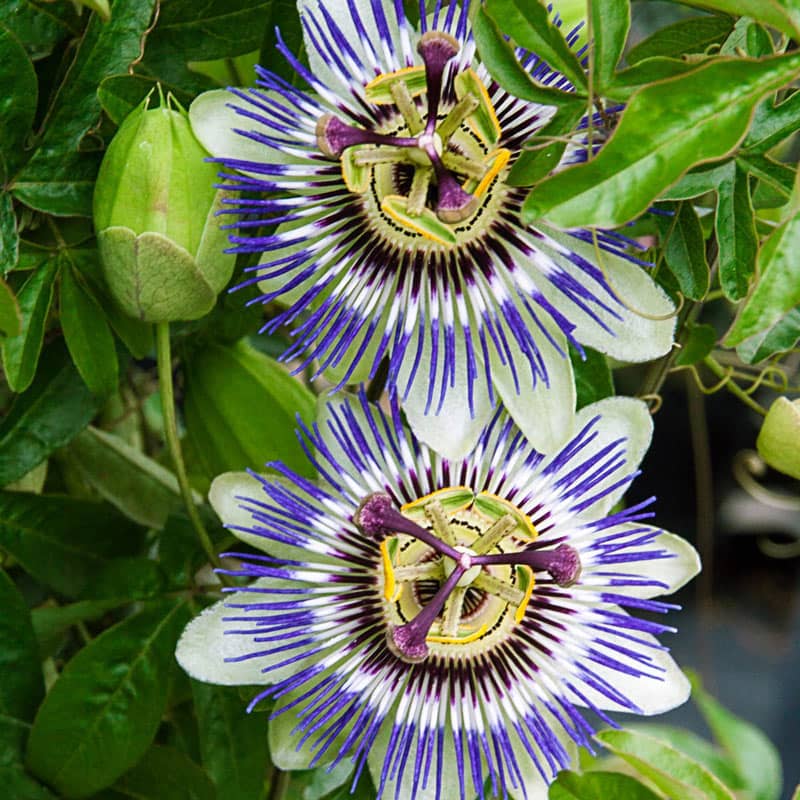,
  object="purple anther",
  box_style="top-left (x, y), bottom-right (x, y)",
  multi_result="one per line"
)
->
top-left (355, 493), bottom-right (462, 560)
top-left (316, 114), bottom-right (417, 158)
top-left (435, 171), bottom-right (480, 223)
top-left (418, 137), bottom-right (479, 224)
top-left (417, 31), bottom-right (460, 134)
top-left (473, 544), bottom-right (582, 587)
top-left (387, 563), bottom-right (466, 662)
